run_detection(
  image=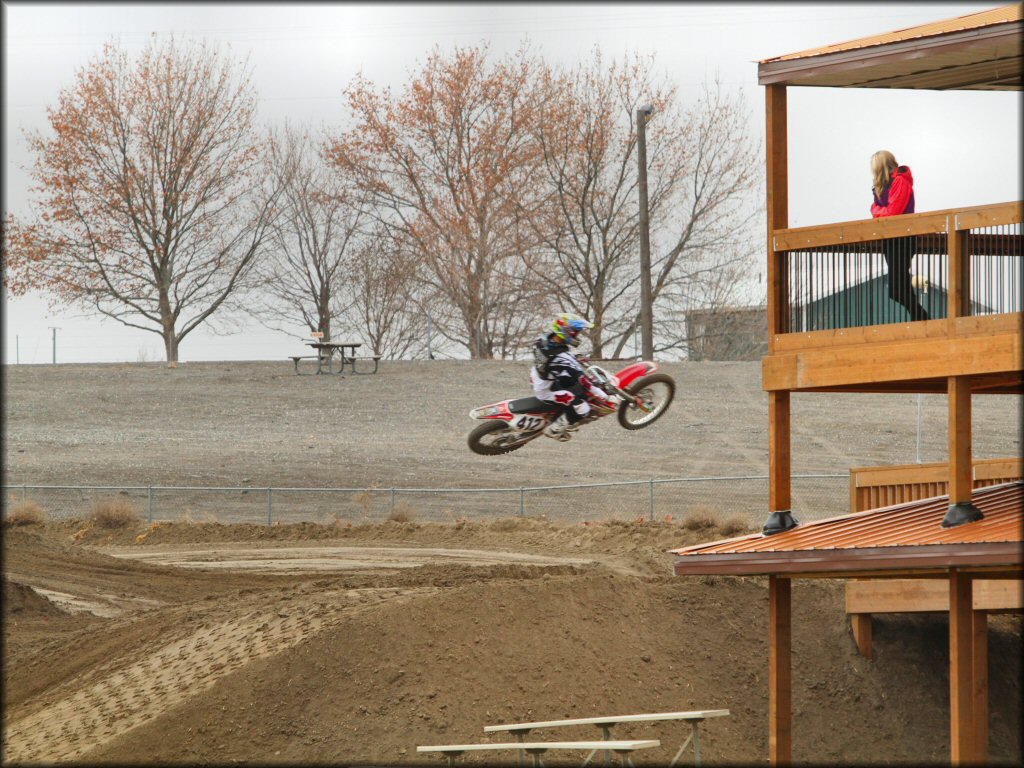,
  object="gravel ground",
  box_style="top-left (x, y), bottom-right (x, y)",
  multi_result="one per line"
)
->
top-left (4, 358), bottom-right (1020, 483)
